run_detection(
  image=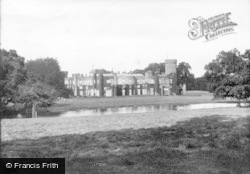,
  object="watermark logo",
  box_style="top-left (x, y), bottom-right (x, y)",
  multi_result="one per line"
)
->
top-left (6, 163), bottom-right (12, 168)
top-left (188, 12), bottom-right (237, 41)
